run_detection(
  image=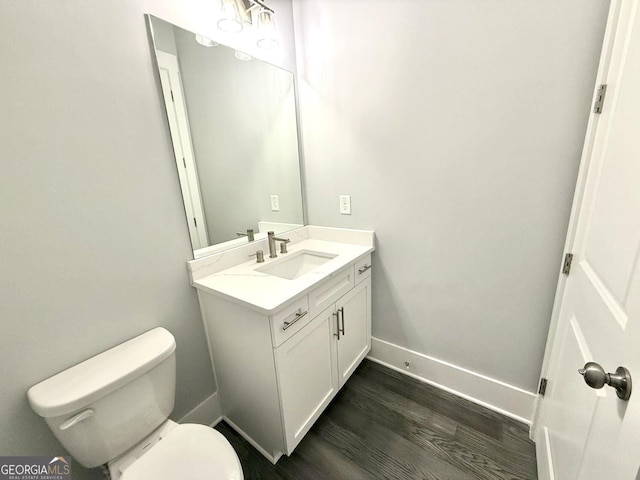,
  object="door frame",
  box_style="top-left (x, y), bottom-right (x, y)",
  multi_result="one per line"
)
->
top-left (531, 0), bottom-right (625, 435)
top-left (156, 50), bottom-right (210, 250)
